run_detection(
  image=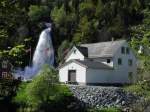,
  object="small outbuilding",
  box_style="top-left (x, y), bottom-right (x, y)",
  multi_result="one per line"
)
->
top-left (0, 58), bottom-right (14, 79)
